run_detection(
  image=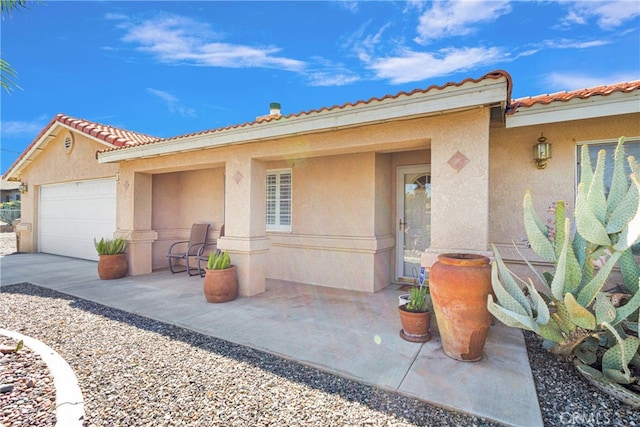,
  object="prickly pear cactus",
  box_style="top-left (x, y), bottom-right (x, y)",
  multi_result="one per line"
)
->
top-left (488, 137), bottom-right (640, 407)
